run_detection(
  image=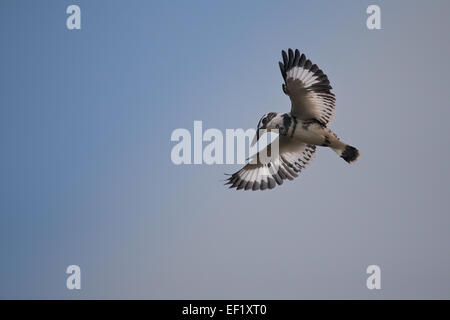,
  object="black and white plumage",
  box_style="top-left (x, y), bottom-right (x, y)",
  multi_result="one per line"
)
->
top-left (226, 49), bottom-right (360, 191)
top-left (279, 49), bottom-right (336, 125)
